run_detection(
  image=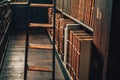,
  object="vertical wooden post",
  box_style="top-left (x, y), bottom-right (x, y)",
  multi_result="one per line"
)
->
top-left (53, 0), bottom-right (56, 80)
